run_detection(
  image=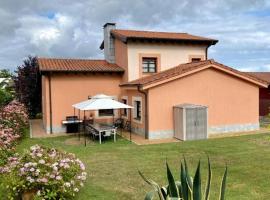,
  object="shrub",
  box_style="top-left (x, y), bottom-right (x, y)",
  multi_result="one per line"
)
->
top-left (1, 145), bottom-right (87, 199)
top-left (139, 157), bottom-right (228, 200)
top-left (0, 100), bottom-right (28, 167)
top-left (0, 100), bottom-right (29, 134)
